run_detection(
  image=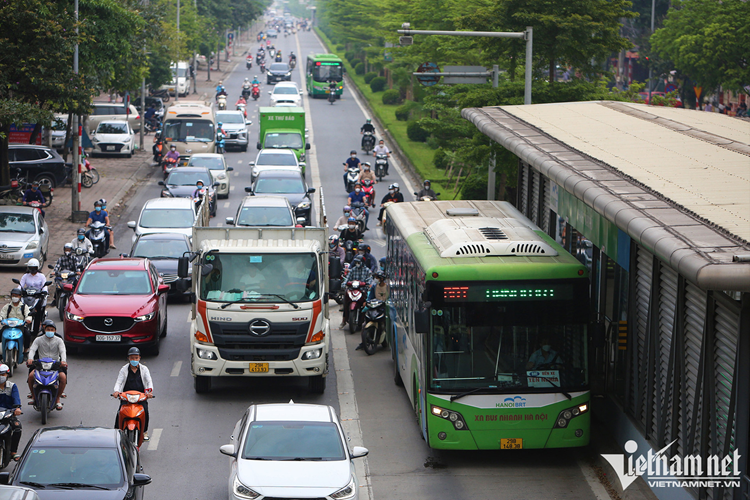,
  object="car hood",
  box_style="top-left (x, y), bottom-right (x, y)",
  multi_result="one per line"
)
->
top-left (164, 186), bottom-right (214, 198)
top-left (254, 192), bottom-right (308, 208)
top-left (221, 123), bottom-right (245, 132)
top-left (0, 233), bottom-right (38, 246)
top-left (33, 488), bottom-right (128, 500)
top-left (147, 258), bottom-right (178, 274)
top-left (95, 133), bottom-right (132, 142)
top-left (69, 292), bottom-right (155, 317)
top-left (268, 69), bottom-right (290, 75)
top-left (237, 459), bottom-right (351, 490)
